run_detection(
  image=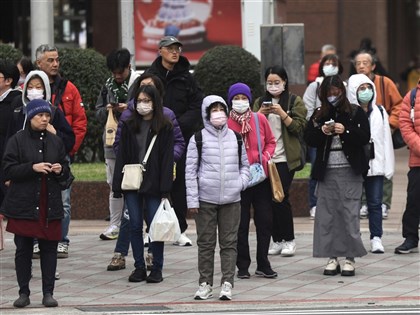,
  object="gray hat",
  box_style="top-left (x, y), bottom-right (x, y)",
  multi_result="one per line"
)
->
top-left (159, 36), bottom-right (183, 48)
